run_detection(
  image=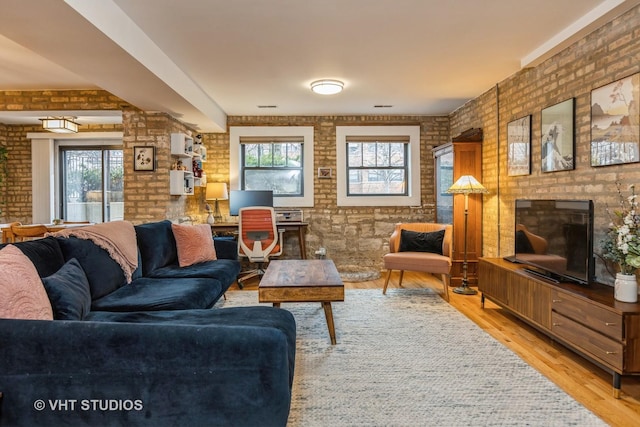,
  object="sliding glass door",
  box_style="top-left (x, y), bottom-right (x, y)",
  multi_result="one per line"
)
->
top-left (59, 147), bottom-right (123, 223)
